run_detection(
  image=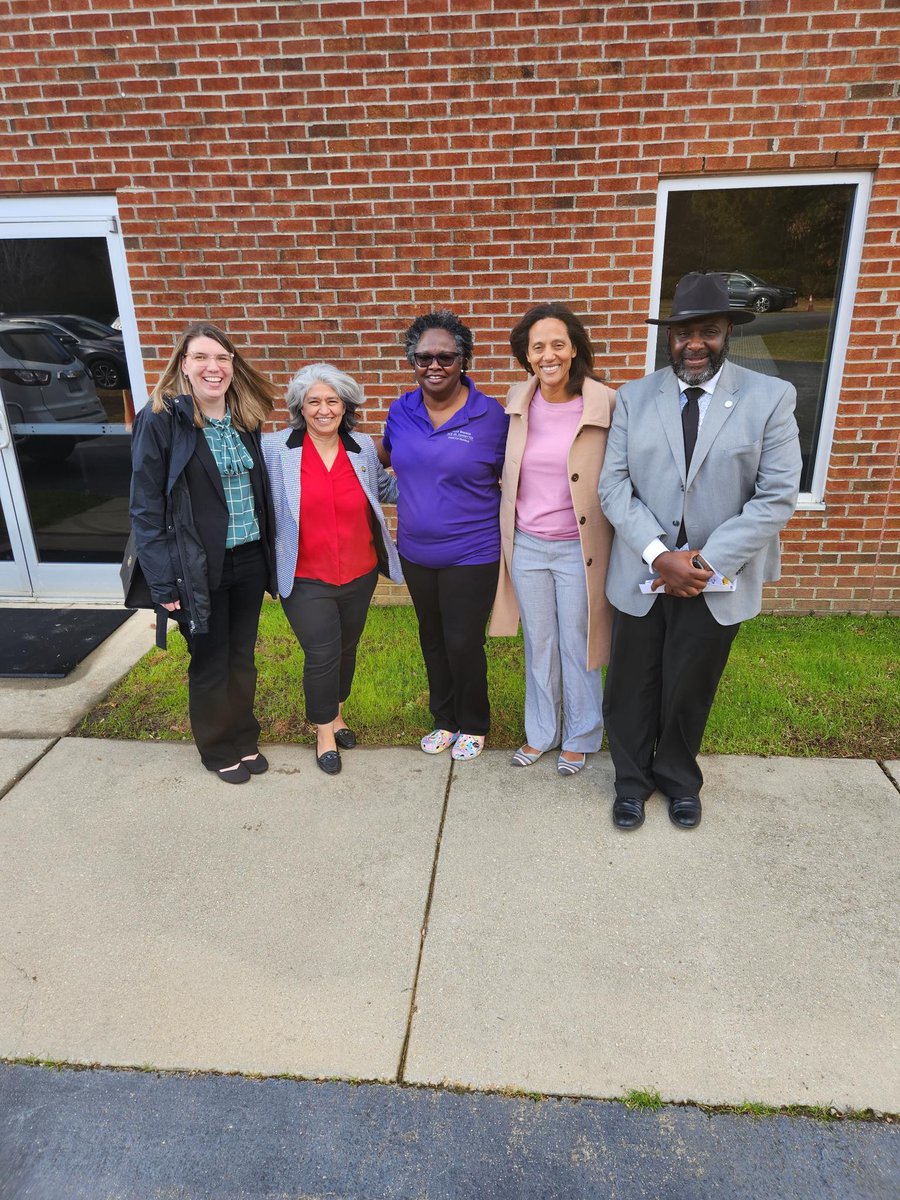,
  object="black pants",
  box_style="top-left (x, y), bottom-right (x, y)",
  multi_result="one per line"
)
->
top-left (184, 540), bottom-right (267, 771)
top-left (280, 568), bottom-right (378, 725)
top-left (602, 596), bottom-right (740, 800)
top-left (400, 556), bottom-right (500, 736)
